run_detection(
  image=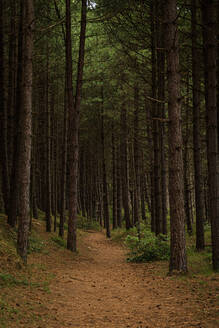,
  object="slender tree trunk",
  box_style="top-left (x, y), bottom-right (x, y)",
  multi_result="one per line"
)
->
top-left (157, 1), bottom-right (167, 235)
top-left (121, 105), bottom-right (132, 230)
top-left (202, 0), bottom-right (219, 271)
top-left (100, 88), bottom-right (111, 238)
top-left (116, 147), bottom-right (122, 228)
top-left (112, 123), bottom-right (117, 229)
top-left (133, 85), bottom-right (141, 238)
top-left (150, 5), bottom-right (156, 233)
top-left (59, 85), bottom-right (68, 237)
top-left (153, 1), bottom-right (162, 236)
top-left (183, 73), bottom-right (193, 234)
top-left (0, 0), bottom-right (10, 215)
top-left (45, 50), bottom-right (52, 232)
top-left (67, 0), bottom-right (87, 251)
top-left (165, 0), bottom-right (187, 273)
top-left (17, 0), bottom-right (34, 263)
top-left (8, 0), bottom-right (23, 227)
top-left (7, 0), bottom-right (17, 179)
top-left (192, 0), bottom-right (205, 249)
